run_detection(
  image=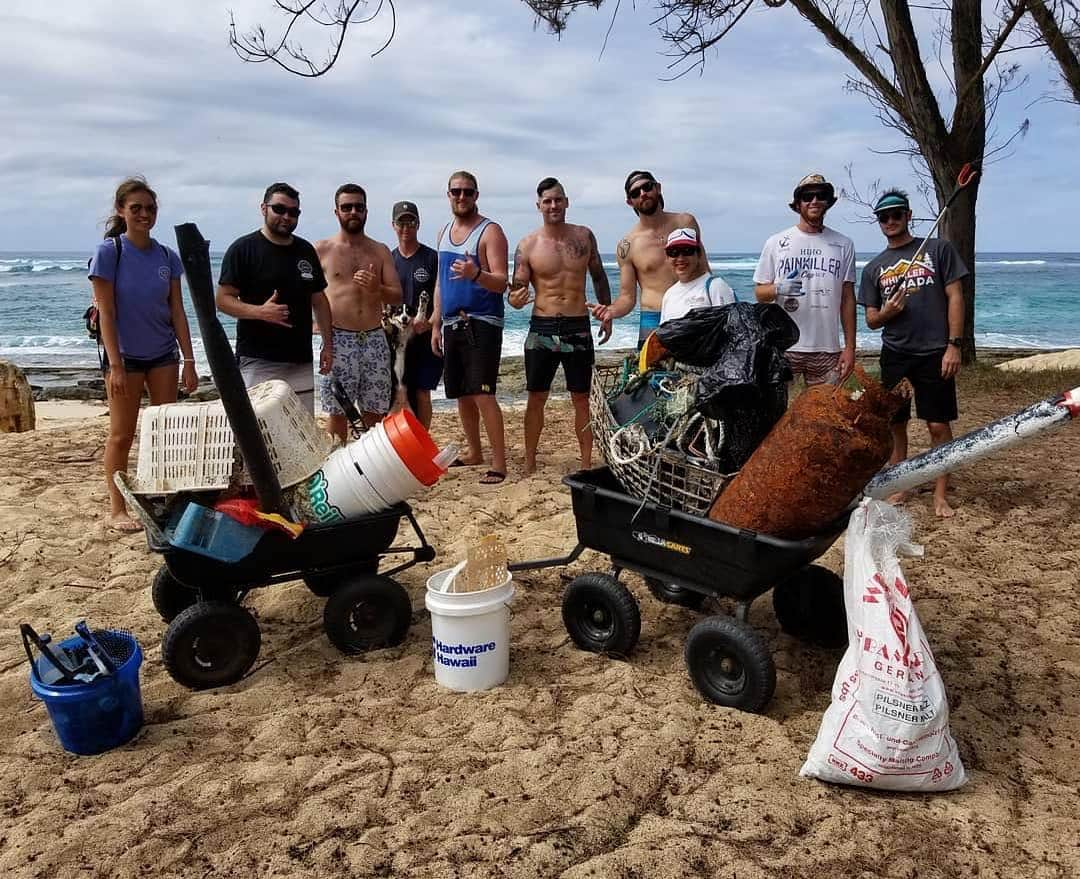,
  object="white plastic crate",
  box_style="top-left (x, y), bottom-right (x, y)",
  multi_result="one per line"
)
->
top-left (131, 380), bottom-right (334, 494)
